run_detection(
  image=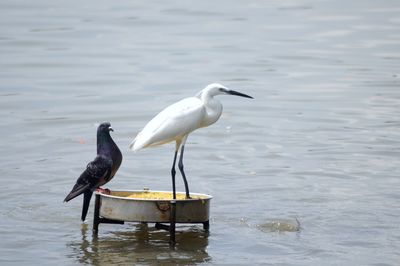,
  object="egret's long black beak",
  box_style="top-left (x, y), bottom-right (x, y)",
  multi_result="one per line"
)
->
top-left (227, 89), bottom-right (253, 99)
